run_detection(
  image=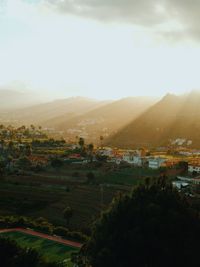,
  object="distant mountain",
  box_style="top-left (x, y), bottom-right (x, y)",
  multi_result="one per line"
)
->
top-left (0, 89), bottom-right (40, 111)
top-left (108, 91), bottom-right (200, 148)
top-left (51, 97), bottom-right (156, 143)
top-left (9, 97), bottom-right (109, 125)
